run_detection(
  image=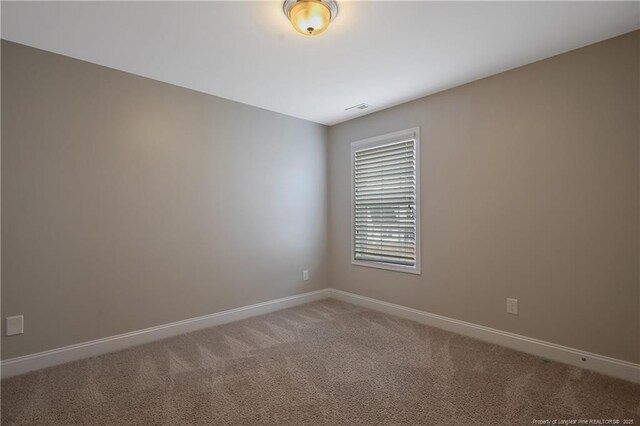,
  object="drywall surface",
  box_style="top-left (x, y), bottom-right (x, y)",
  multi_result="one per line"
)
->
top-left (1, 41), bottom-right (328, 359)
top-left (328, 31), bottom-right (640, 363)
